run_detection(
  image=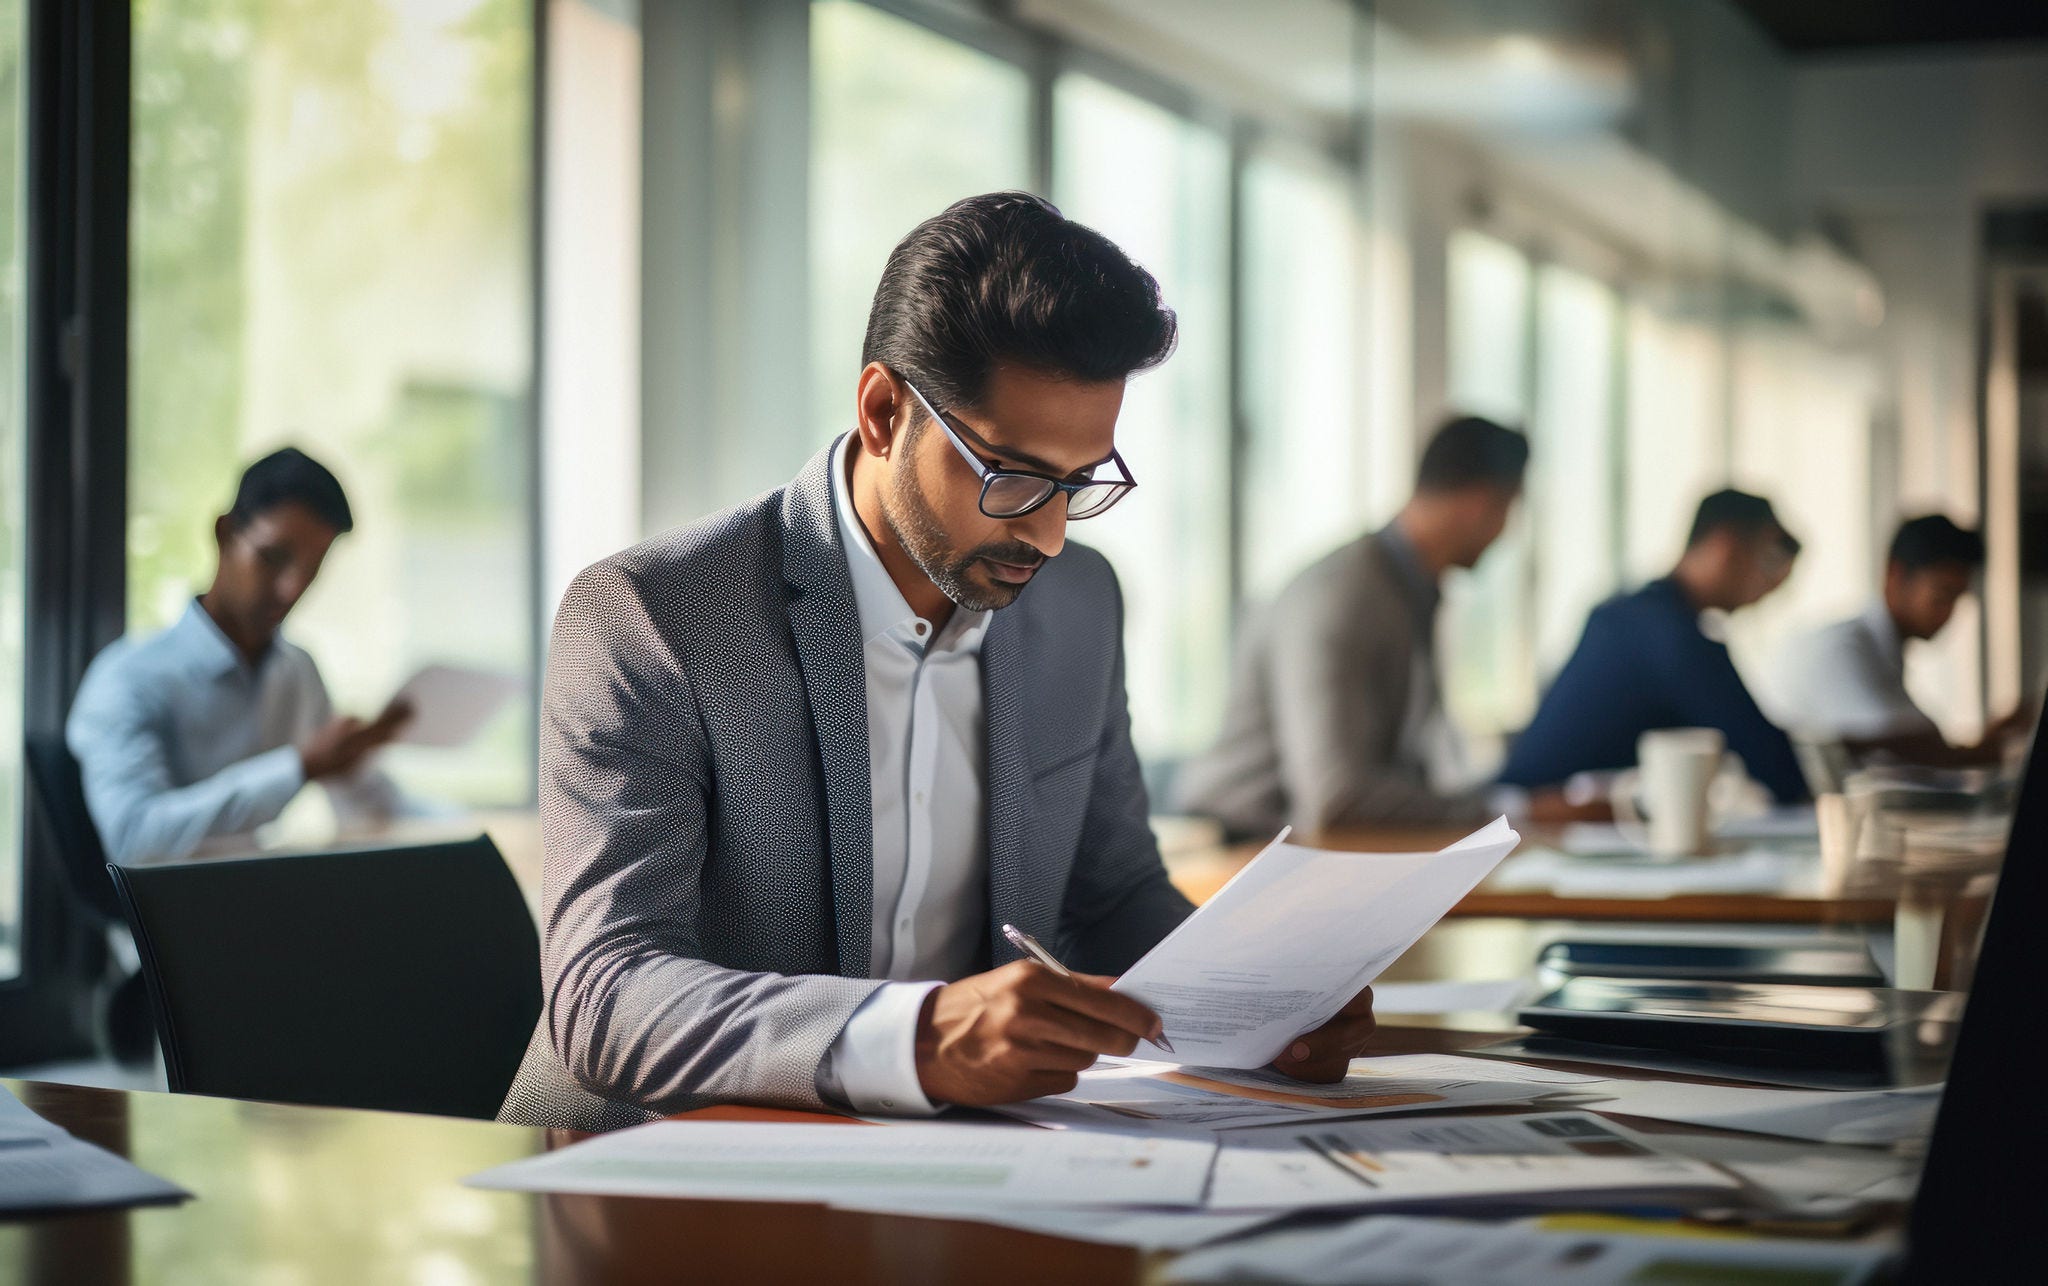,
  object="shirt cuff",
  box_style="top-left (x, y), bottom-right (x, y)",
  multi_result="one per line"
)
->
top-left (815, 981), bottom-right (943, 1117)
top-left (229, 744), bottom-right (310, 821)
